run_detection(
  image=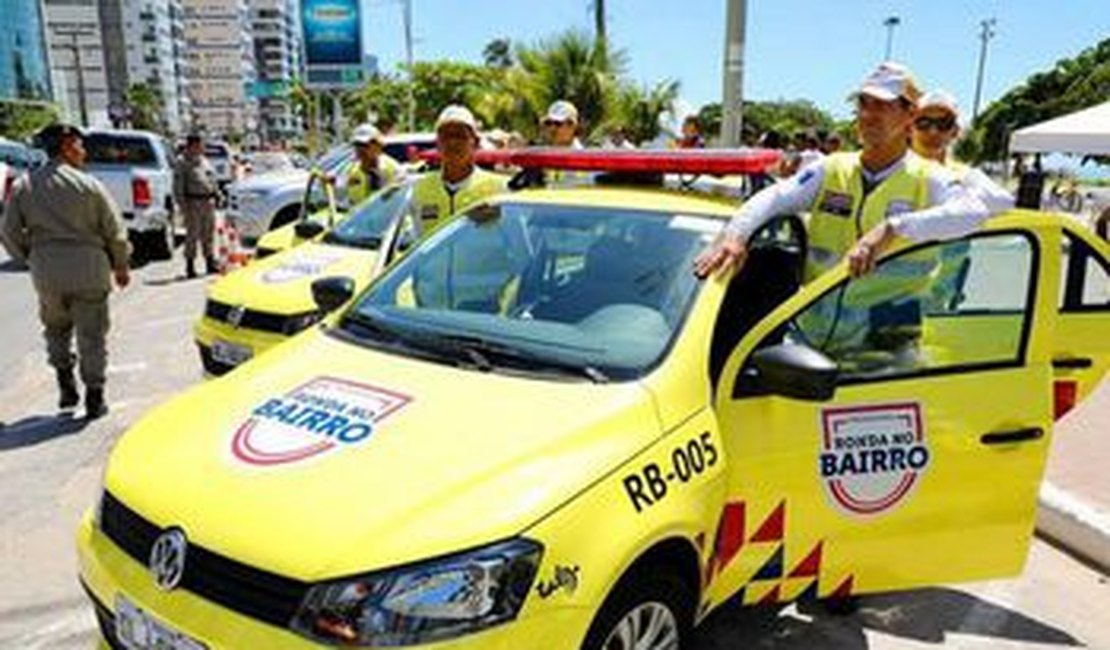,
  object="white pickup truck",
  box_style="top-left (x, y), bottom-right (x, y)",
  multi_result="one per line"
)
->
top-left (84, 129), bottom-right (175, 265)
